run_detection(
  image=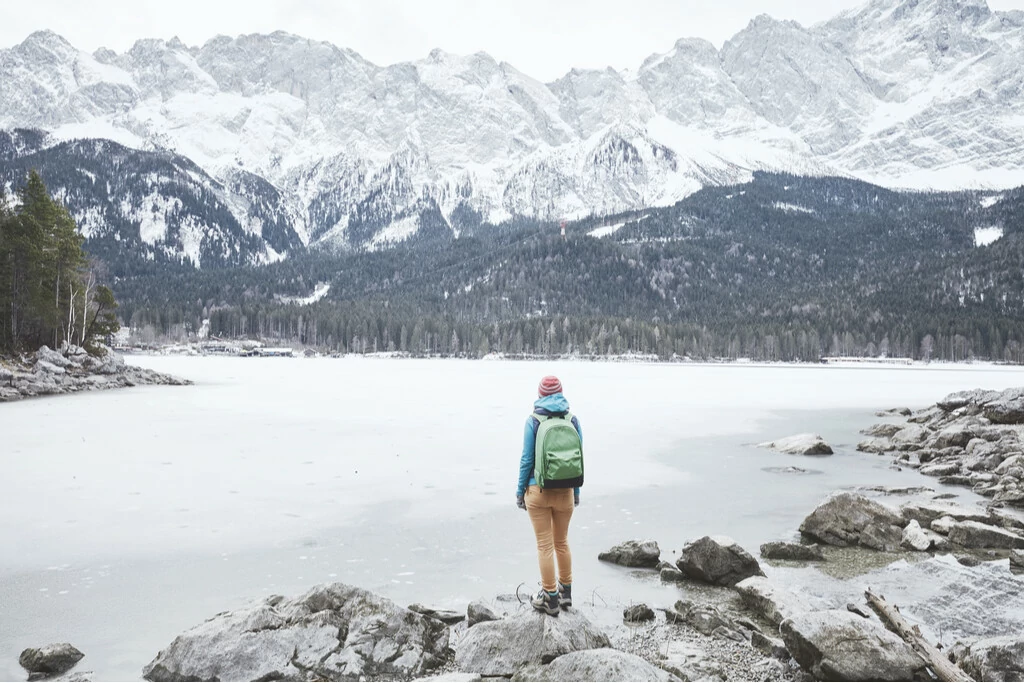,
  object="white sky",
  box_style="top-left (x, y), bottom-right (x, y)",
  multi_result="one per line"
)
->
top-left (3, 0), bottom-right (1024, 81)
